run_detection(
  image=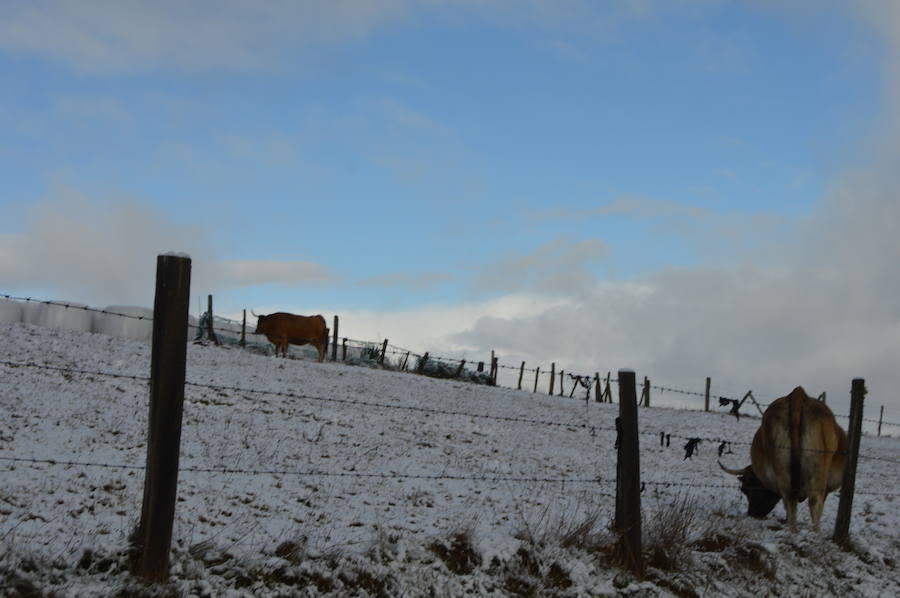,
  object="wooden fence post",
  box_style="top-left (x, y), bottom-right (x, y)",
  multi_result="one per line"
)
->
top-left (492, 356), bottom-right (499, 386)
top-left (594, 373), bottom-right (601, 403)
top-left (133, 254), bottom-right (191, 583)
top-left (206, 294), bottom-right (218, 345)
top-left (704, 377), bottom-right (711, 412)
top-left (833, 378), bottom-right (866, 546)
top-left (558, 370), bottom-right (565, 397)
top-left (240, 309), bottom-right (246, 347)
top-left (549, 363), bottom-right (555, 396)
top-left (418, 352), bottom-right (430, 373)
top-left (331, 316), bottom-right (339, 361)
top-left (517, 361), bottom-right (525, 390)
top-left (533, 367), bottom-right (540, 393)
top-left (878, 405), bottom-right (884, 437)
top-left (615, 369), bottom-right (643, 577)
top-left (342, 338), bottom-right (348, 361)
top-left (604, 372), bottom-right (612, 403)
top-left (490, 351), bottom-right (495, 380)
top-left (643, 377), bottom-right (650, 407)
top-left (379, 339), bottom-right (388, 365)
top-left (455, 359), bottom-right (466, 378)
